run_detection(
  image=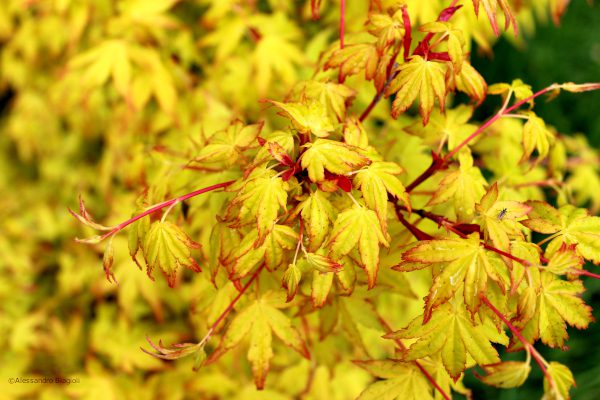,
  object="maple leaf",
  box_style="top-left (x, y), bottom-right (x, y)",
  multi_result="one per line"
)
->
top-left (198, 17), bottom-right (247, 61)
top-left (226, 169), bottom-right (288, 244)
top-left (476, 361), bottom-right (531, 388)
top-left (449, 61), bottom-right (488, 105)
top-left (194, 120), bottom-right (264, 166)
top-left (428, 151), bottom-right (487, 222)
top-left (68, 40), bottom-right (132, 98)
top-left (297, 80), bottom-right (356, 122)
top-left (543, 362), bottom-right (575, 400)
top-left (521, 111), bottom-right (555, 162)
top-left (299, 190), bottom-right (336, 251)
top-left (354, 360), bottom-right (434, 400)
top-left (305, 252), bottom-right (342, 273)
top-left (312, 271), bottom-right (335, 308)
top-left (249, 13), bottom-right (306, 95)
top-left (472, 0), bottom-right (517, 37)
top-left (229, 225), bottom-right (297, 279)
top-left (300, 139), bottom-right (369, 183)
top-left (207, 291), bottom-right (310, 389)
top-left (268, 100), bottom-right (335, 137)
top-left (141, 221), bottom-right (201, 287)
top-left (488, 79), bottom-right (533, 104)
top-left (328, 206), bottom-right (389, 288)
top-left (264, 224), bottom-right (298, 270)
top-left (404, 105), bottom-right (477, 151)
top-left (385, 55), bottom-right (447, 125)
top-left (208, 221), bottom-right (242, 280)
top-left (475, 182), bottom-right (532, 251)
top-left (344, 117), bottom-right (370, 149)
top-left (366, 11), bottom-right (406, 52)
top-left (282, 263), bottom-right (301, 302)
top-left (515, 271), bottom-right (593, 350)
top-left (397, 233), bottom-right (508, 320)
top-left (353, 161), bottom-right (411, 233)
top-left (545, 243), bottom-right (583, 276)
top-left (521, 202), bottom-right (600, 263)
top-left (385, 303), bottom-right (501, 380)
top-left (324, 43), bottom-right (379, 83)
top-left (419, 21), bottom-right (465, 73)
